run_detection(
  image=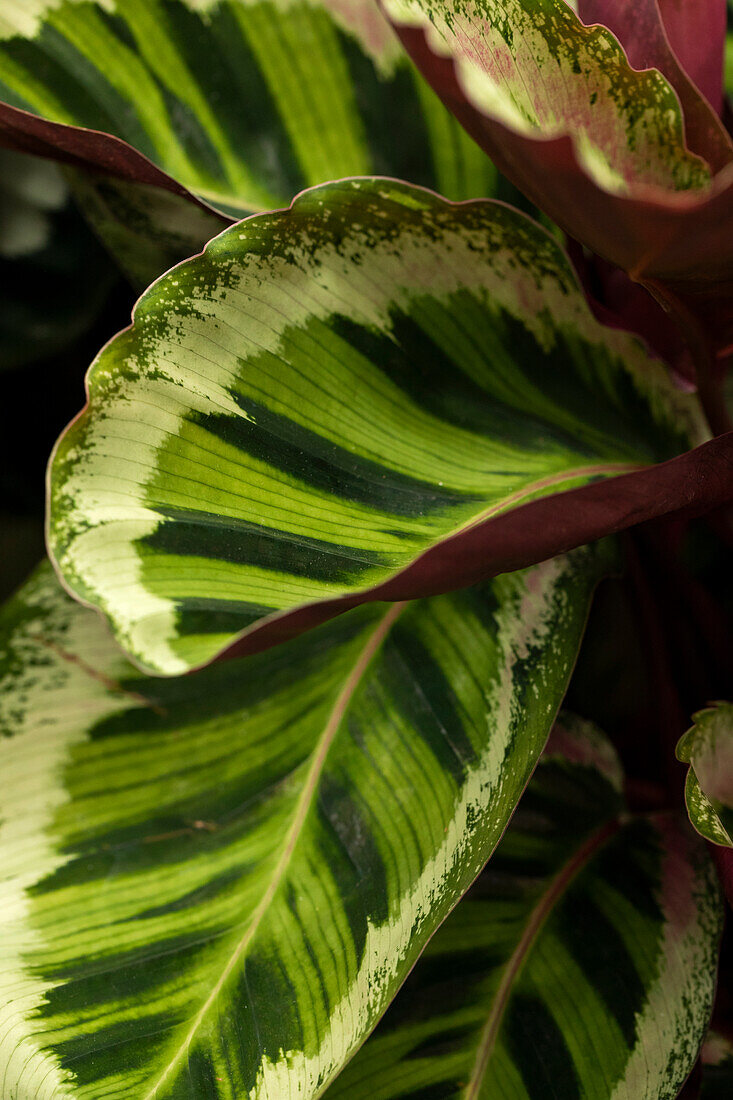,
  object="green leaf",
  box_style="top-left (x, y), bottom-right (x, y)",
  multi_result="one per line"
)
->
top-left (325, 716), bottom-right (723, 1100)
top-left (384, 0), bottom-right (733, 356)
top-left (0, 546), bottom-right (605, 1097)
top-left (62, 165), bottom-right (233, 289)
top-left (384, 0), bottom-right (732, 187)
top-left (0, 148), bottom-right (115, 369)
top-left (0, 0), bottom-right (497, 239)
top-left (677, 703), bottom-right (733, 847)
top-left (48, 178), bottom-right (708, 675)
top-left (701, 1032), bottom-right (733, 1098)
